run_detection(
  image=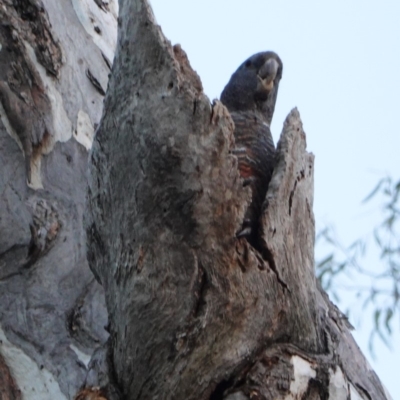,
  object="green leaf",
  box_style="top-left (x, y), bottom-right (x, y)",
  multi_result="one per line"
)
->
top-left (384, 308), bottom-right (393, 335)
top-left (363, 177), bottom-right (387, 203)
